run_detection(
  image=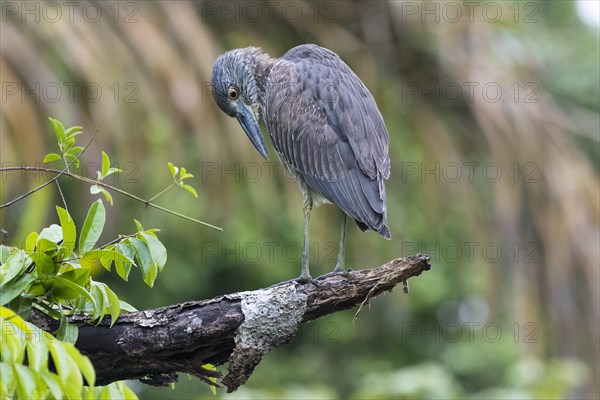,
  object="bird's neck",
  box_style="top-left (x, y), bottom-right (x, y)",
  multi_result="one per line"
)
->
top-left (245, 52), bottom-right (276, 123)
